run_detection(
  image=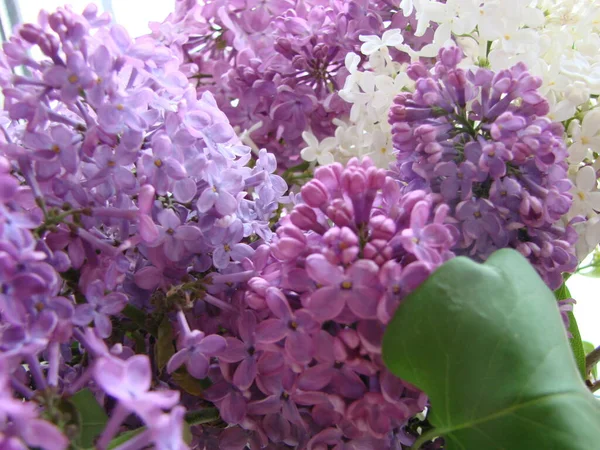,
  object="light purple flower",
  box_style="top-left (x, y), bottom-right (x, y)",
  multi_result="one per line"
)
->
top-left (73, 280), bottom-right (126, 338)
top-left (305, 254), bottom-right (381, 320)
top-left (167, 329), bottom-right (226, 379)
